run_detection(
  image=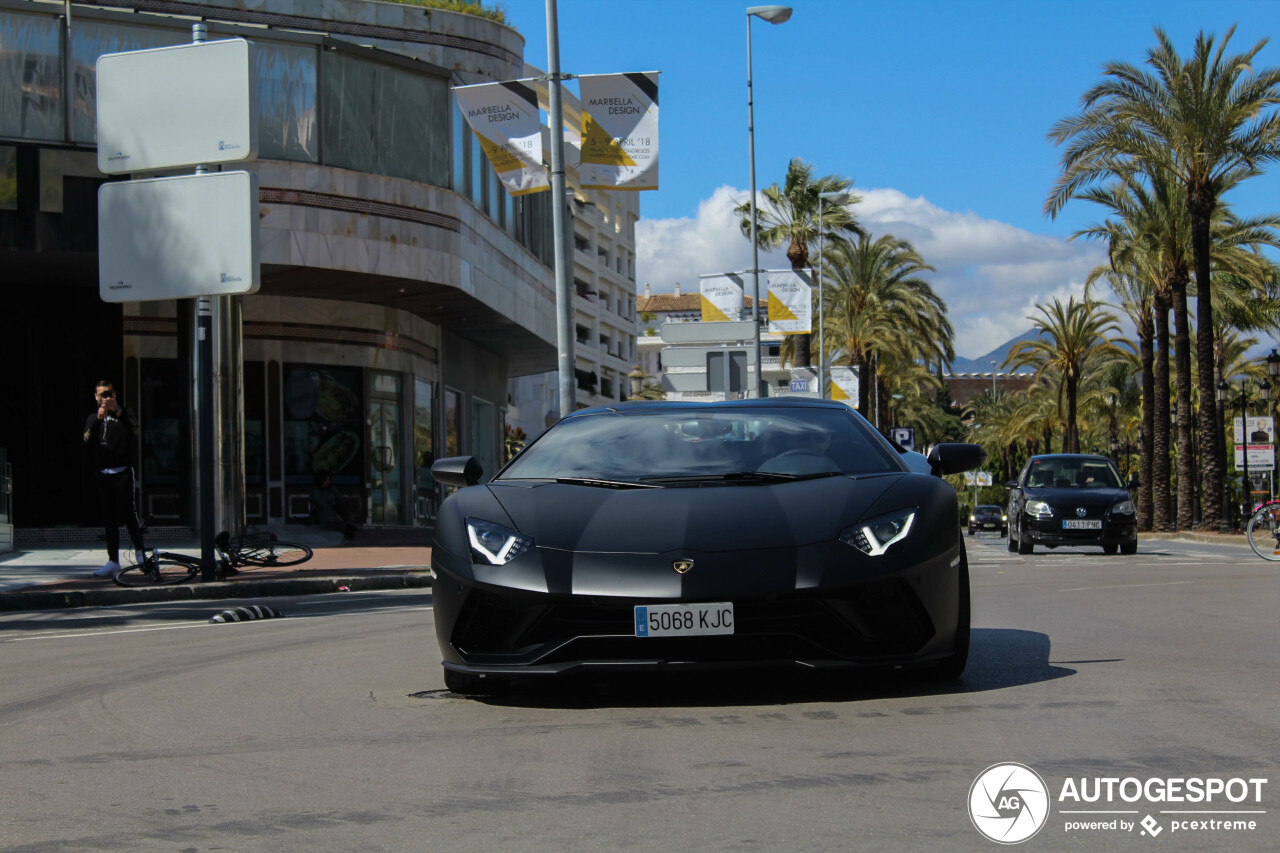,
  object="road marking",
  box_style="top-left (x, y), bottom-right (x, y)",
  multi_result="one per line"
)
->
top-left (1059, 581), bottom-right (1197, 592)
top-left (0, 603), bottom-right (424, 643)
